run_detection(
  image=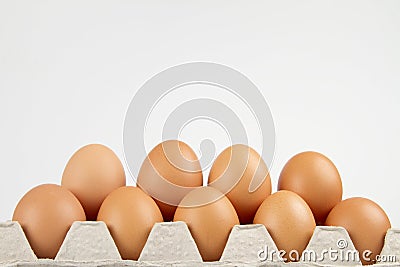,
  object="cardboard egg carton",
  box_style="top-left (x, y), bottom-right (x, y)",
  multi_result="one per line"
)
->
top-left (1, 221), bottom-right (399, 267)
